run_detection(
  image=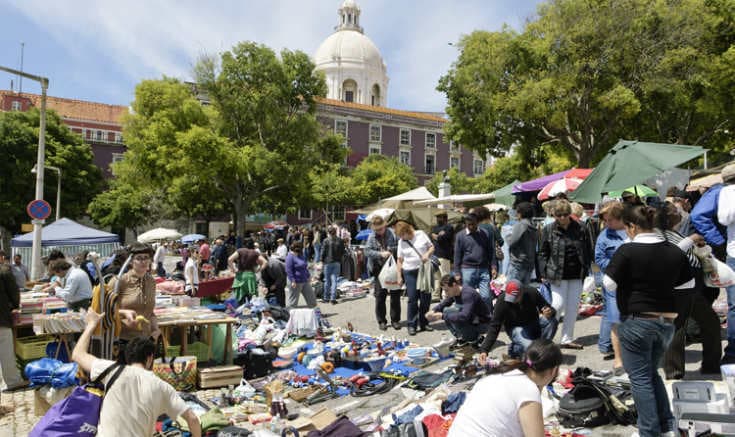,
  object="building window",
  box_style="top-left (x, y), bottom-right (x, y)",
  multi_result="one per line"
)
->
top-left (399, 150), bottom-right (411, 166)
top-left (343, 79), bottom-right (357, 103)
top-left (369, 124), bottom-right (381, 142)
top-left (473, 159), bottom-right (485, 176)
top-left (10, 101), bottom-right (21, 111)
top-left (450, 156), bottom-right (460, 169)
top-left (96, 130), bottom-right (104, 141)
top-left (425, 132), bottom-right (436, 149)
top-left (425, 154), bottom-right (435, 175)
top-left (114, 132), bottom-right (123, 144)
top-left (400, 128), bottom-right (411, 146)
top-left (369, 144), bottom-right (381, 155)
top-left (111, 153), bottom-right (125, 164)
top-left (450, 140), bottom-right (459, 152)
top-left (335, 119), bottom-right (348, 146)
top-left (298, 208), bottom-right (312, 220)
